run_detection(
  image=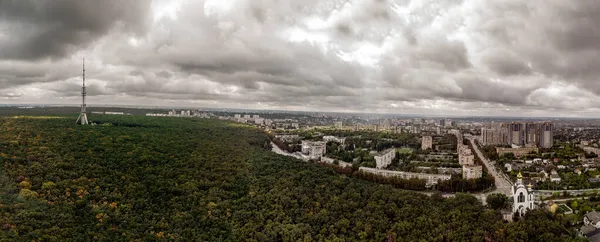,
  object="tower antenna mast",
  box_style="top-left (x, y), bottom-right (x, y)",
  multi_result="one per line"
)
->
top-left (76, 58), bottom-right (89, 125)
